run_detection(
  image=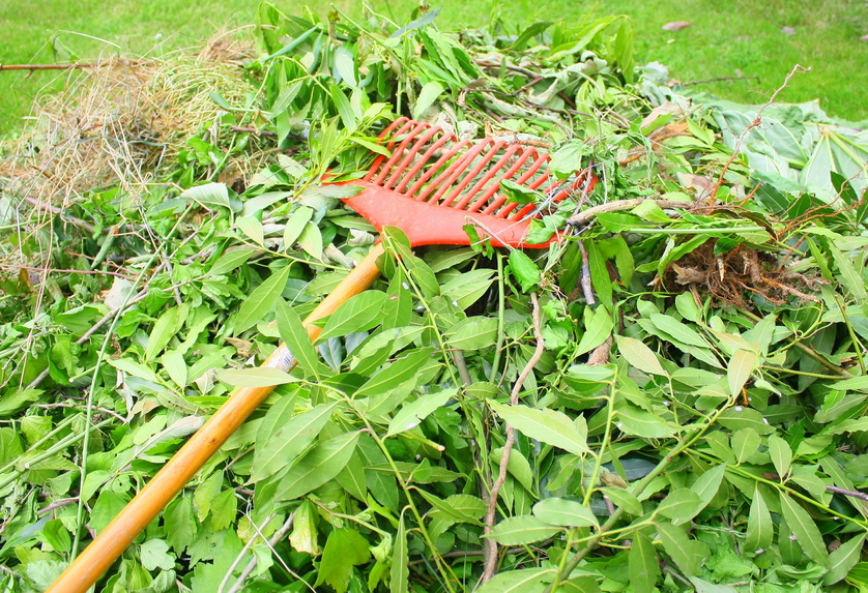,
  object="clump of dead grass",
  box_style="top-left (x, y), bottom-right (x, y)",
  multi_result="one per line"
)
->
top-left (0, 35), bottom-right (255, 212)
